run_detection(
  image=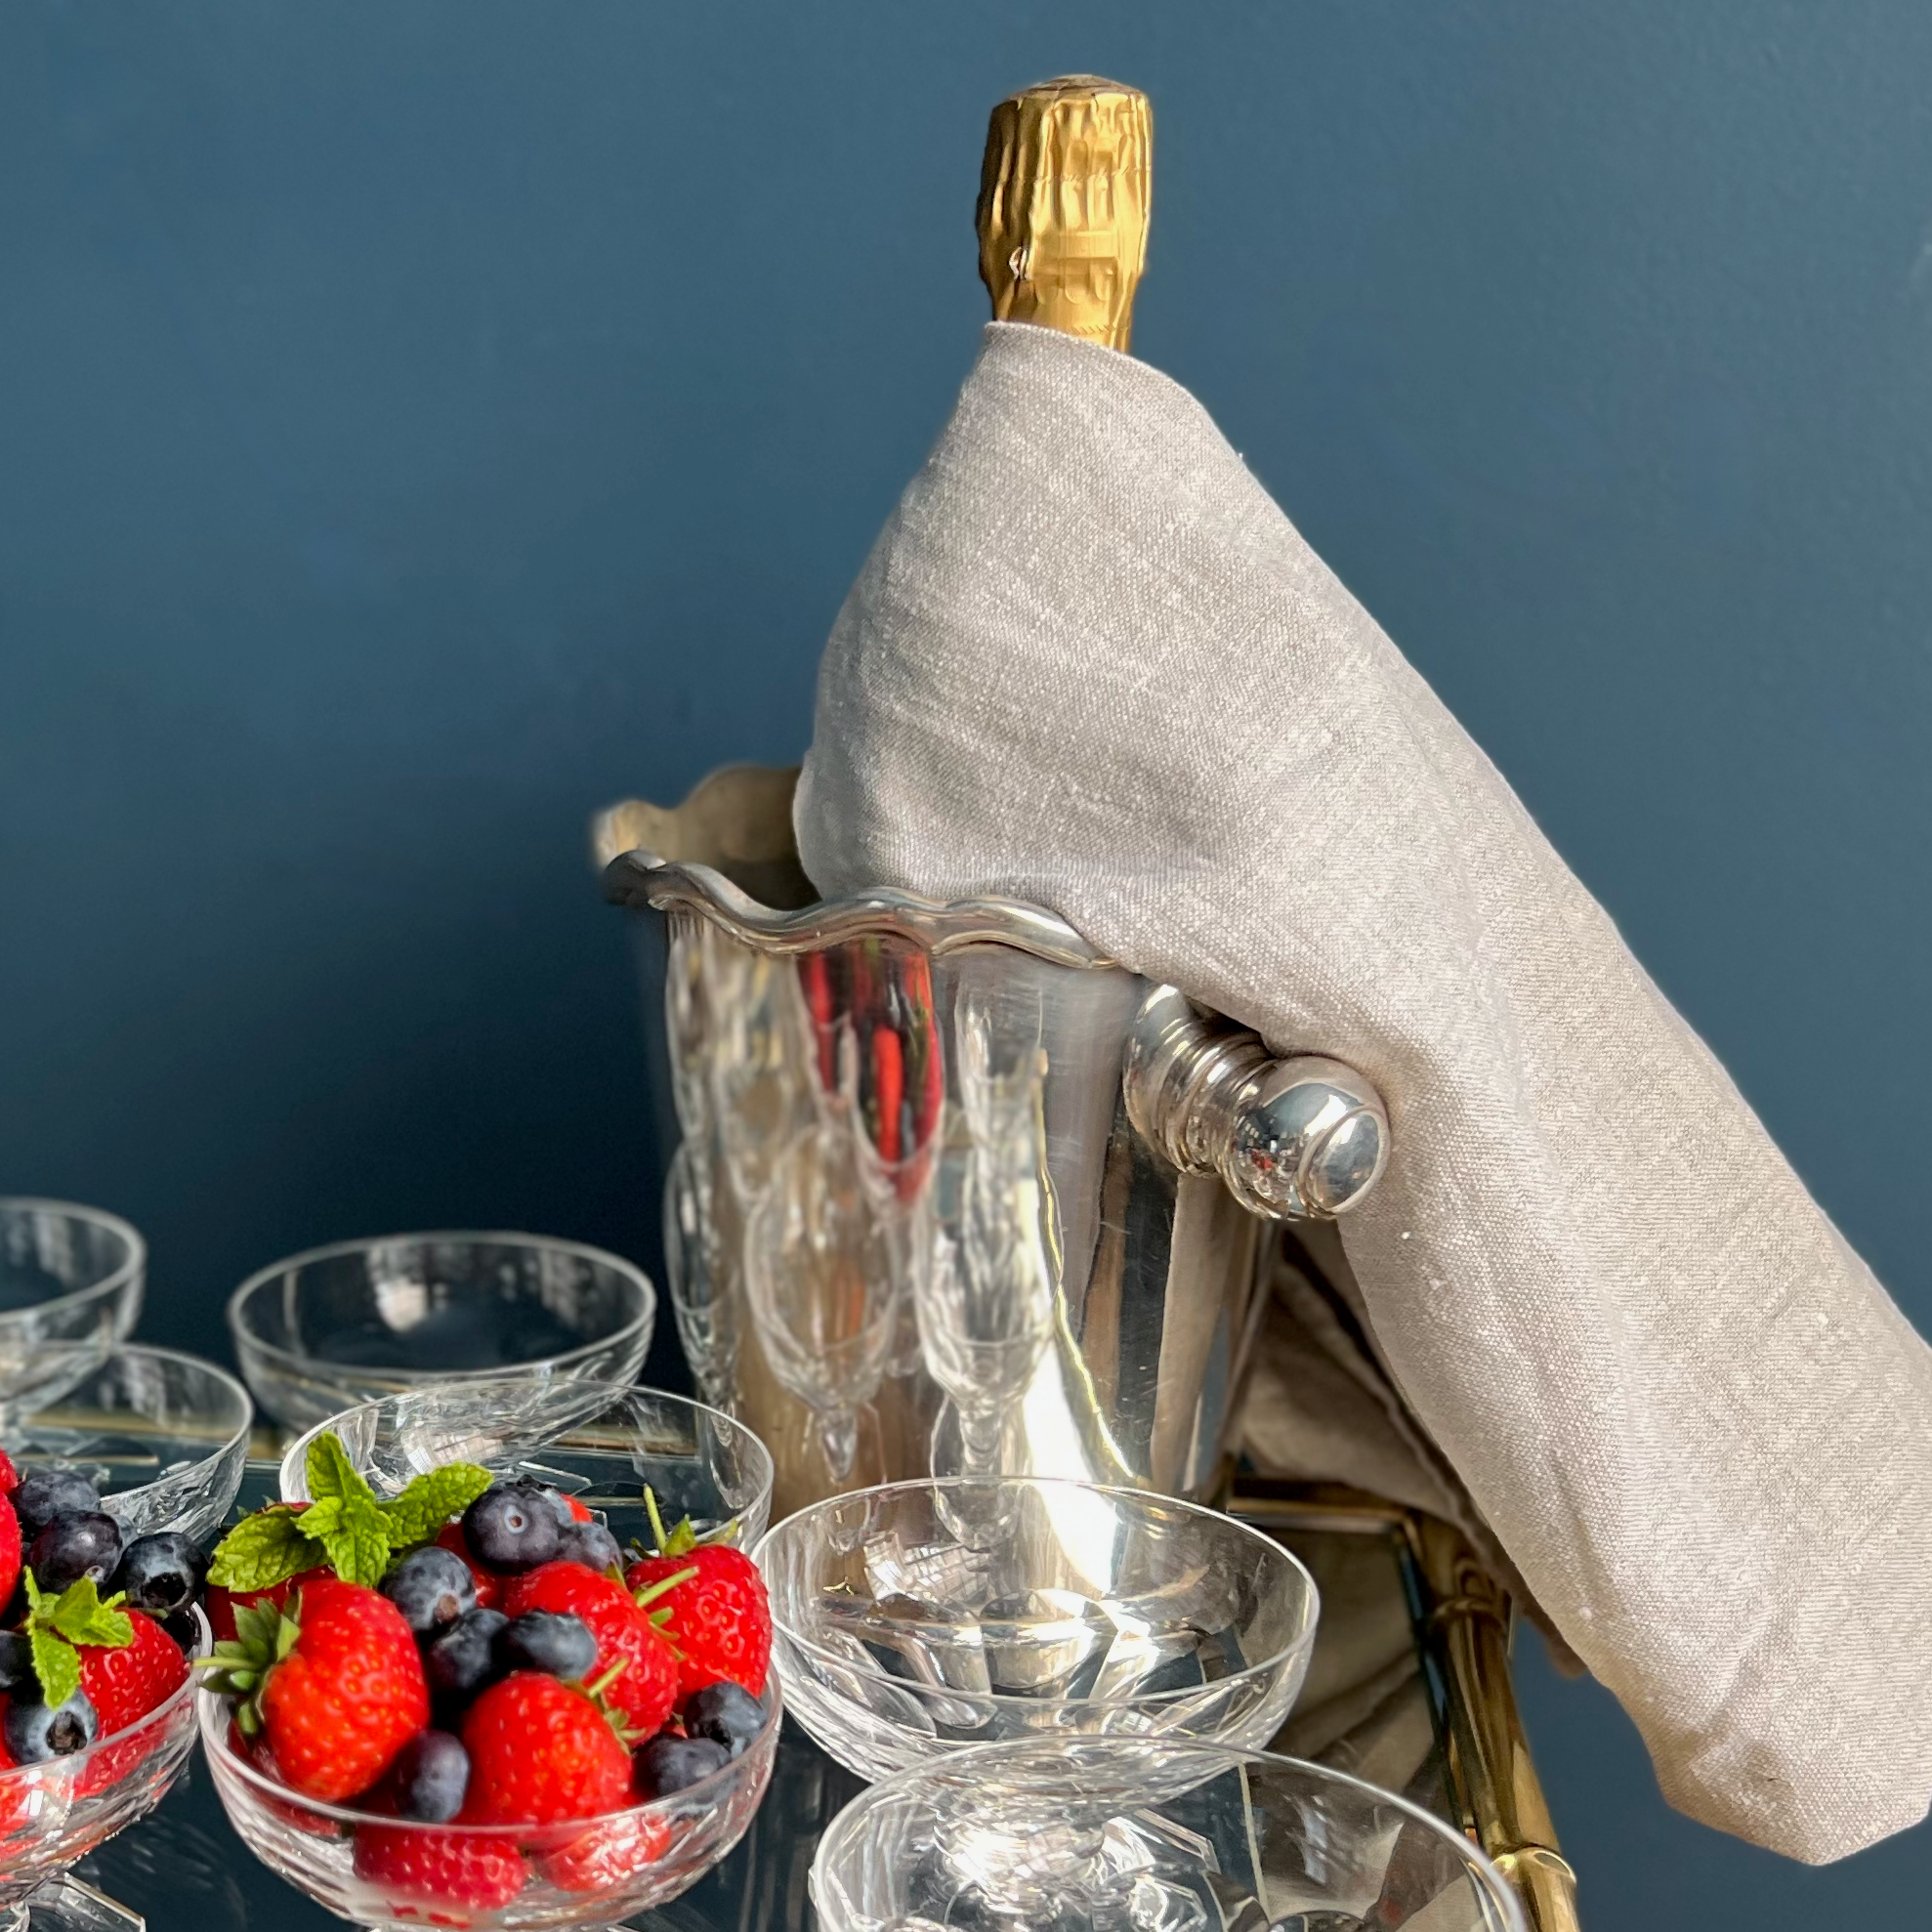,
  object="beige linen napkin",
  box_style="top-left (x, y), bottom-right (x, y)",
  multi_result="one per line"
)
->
top-left (793, 320), bottom-right (1932, 1863)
